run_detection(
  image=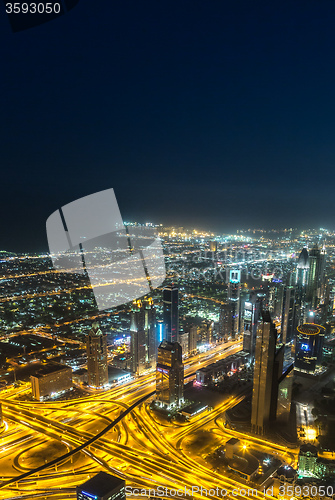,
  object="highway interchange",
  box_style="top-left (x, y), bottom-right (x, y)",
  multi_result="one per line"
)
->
top-left (0, 340), bottom-right (298, 500)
